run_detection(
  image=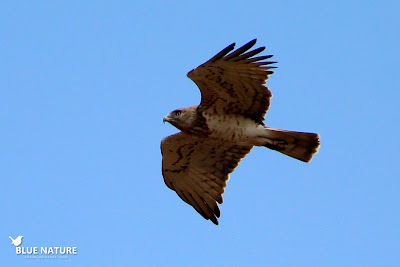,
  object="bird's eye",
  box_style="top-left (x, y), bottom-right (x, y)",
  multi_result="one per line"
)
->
top-left (175, 111), bottom-right (182, 116)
